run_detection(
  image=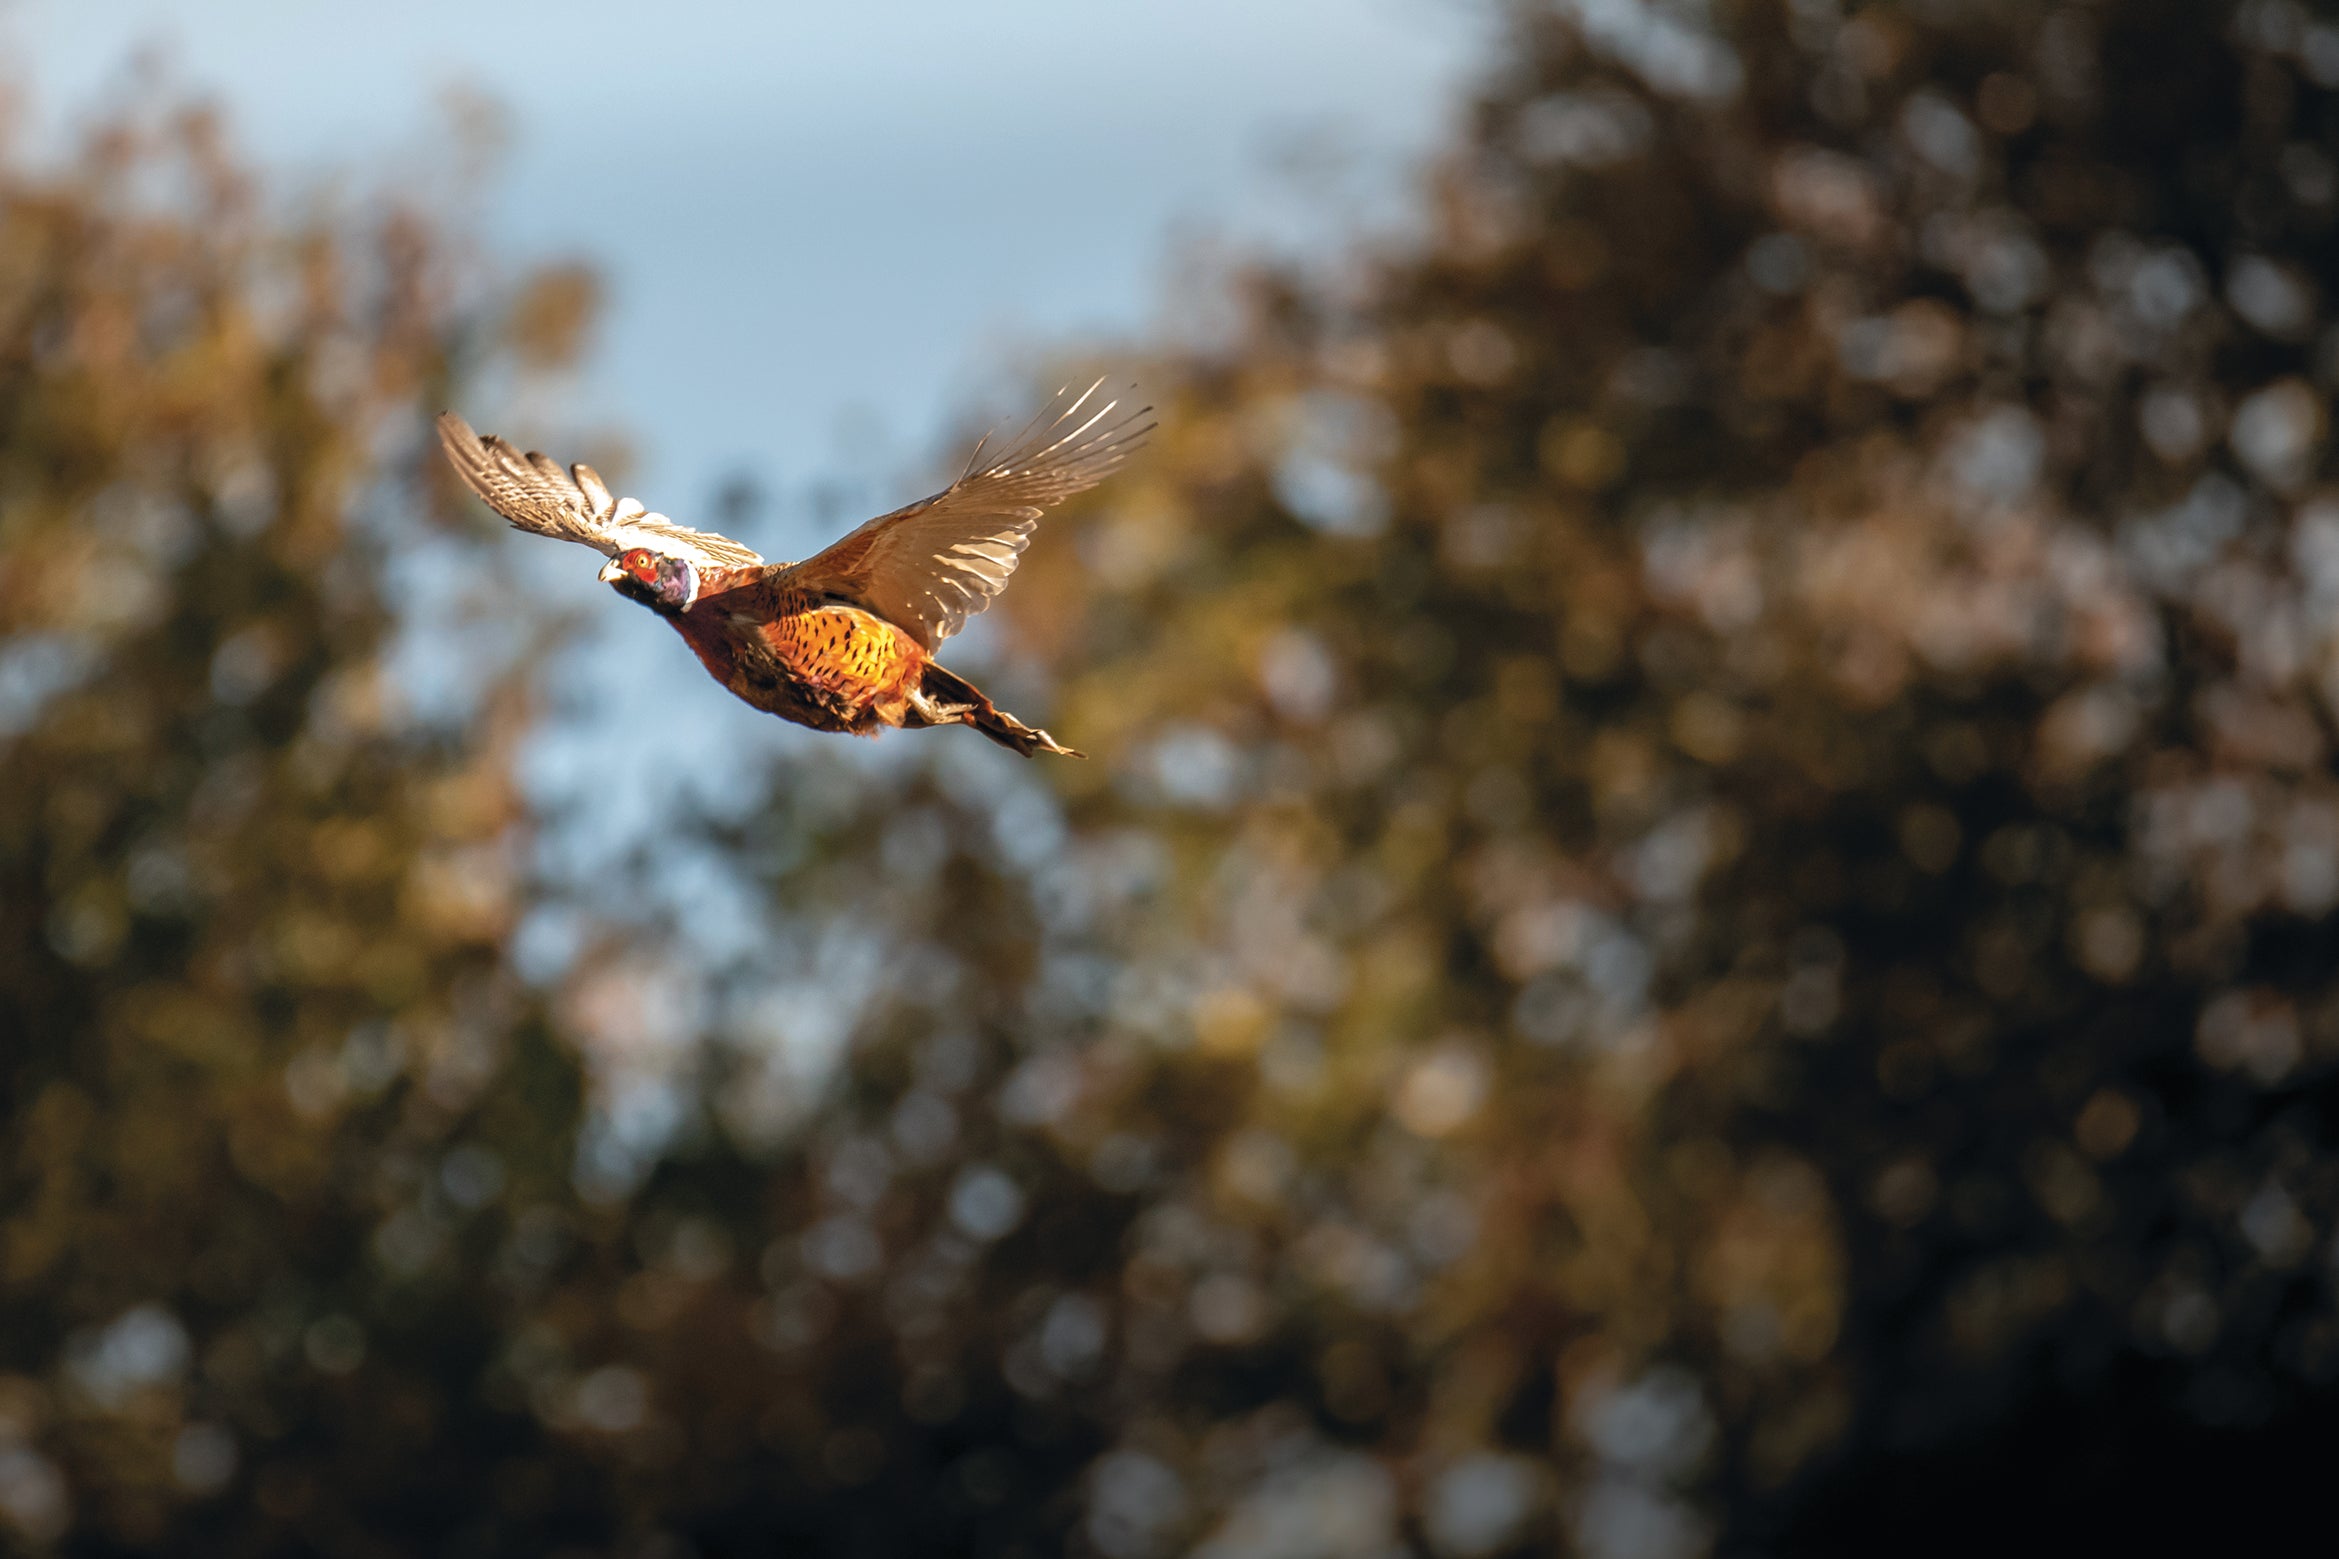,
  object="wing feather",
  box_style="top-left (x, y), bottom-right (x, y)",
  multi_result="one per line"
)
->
top-left (572, 461), bottom-right (615, 516)
top-left (782, 378), bottom-right (1152, 648)
top-left (435, 413), bottom-right (764, 571)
